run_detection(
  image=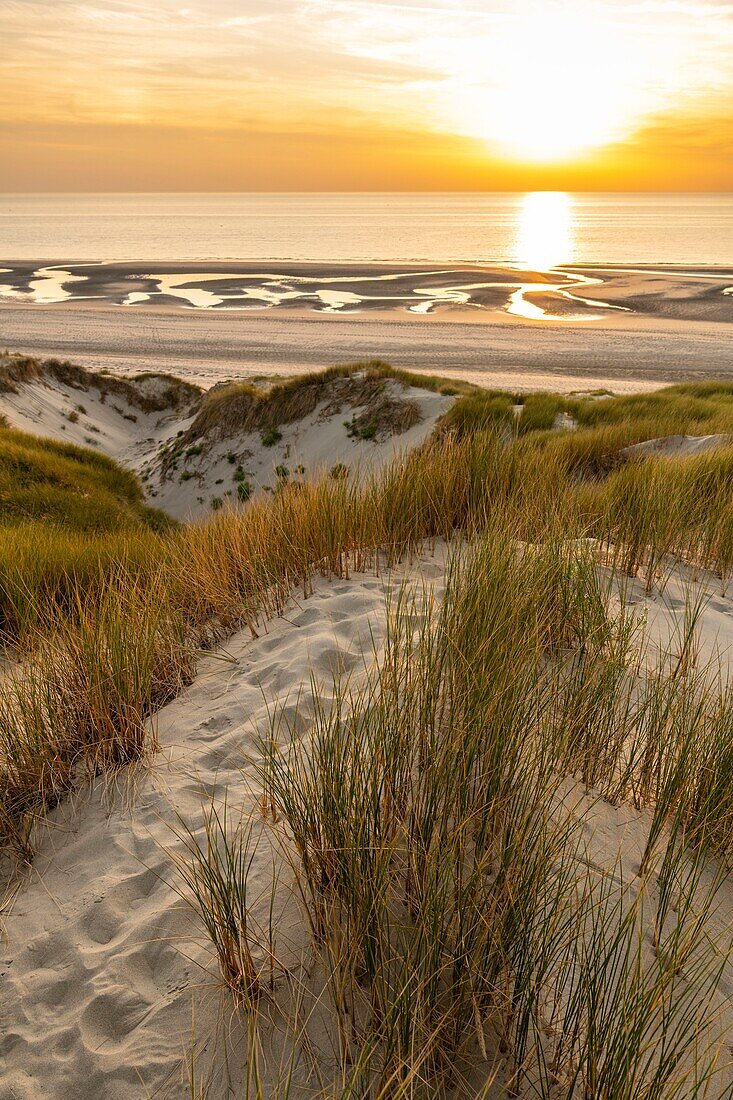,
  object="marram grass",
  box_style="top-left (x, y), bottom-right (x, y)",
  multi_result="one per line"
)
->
top-left (3, 373), bottom-right (733, 1096)
top-left (252, 529), bottom-right (733, 1098)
